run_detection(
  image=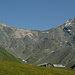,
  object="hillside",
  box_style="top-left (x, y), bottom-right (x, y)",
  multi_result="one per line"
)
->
top-left (0, 18), bottom-right (75, 67)
top-left (0, 60), bottom-right (75, 75)
top-left (0, 46), bottom-right (21, 63)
